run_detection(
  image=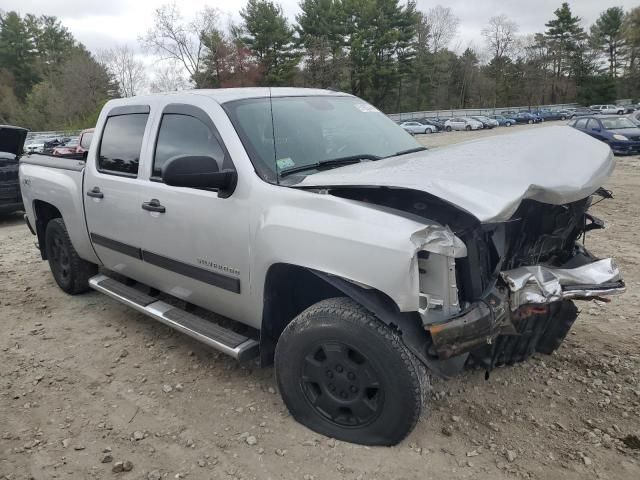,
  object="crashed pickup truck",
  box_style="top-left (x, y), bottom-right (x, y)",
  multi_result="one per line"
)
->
top-left (19, 88), bottom-right (624, 446)
top-left (1, 125), bottom-right (28, 214)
